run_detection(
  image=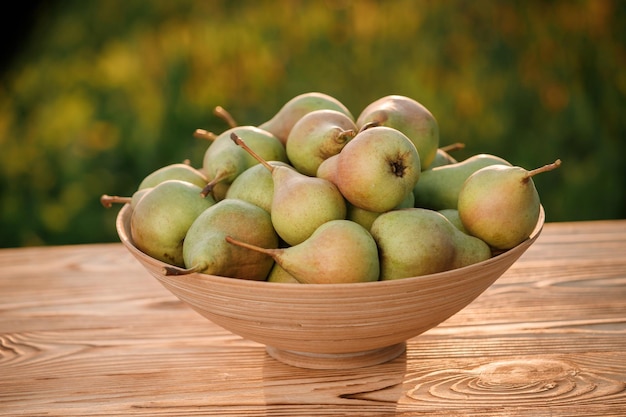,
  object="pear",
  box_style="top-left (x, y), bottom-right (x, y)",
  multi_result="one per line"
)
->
top-left (370, 208), bottom-right (492, 280)
top-left (130, 180), bottom-right (216, 267)
top-left (266, 263), bottom-right (300, 283)
top-left (315, 153), bottom-right (339, 183)
top-left (428, 142), bottom-right (465, 169)
top-left (138, 162), bottom-right (208, 190)
top-left (413, 153), bottom-right (512, 210)
top-left (201, 126), bottom-right (288, 198)
top-left (164, 199), bottom-right (278, 280)
top-left (258, 92), bottom-right (354, 145)
top-left (356, 95), bottom-right (439, 169)
top-left (286, 109), bottom-right (357, 176)
top-left (101, 161), bottom-right (207, 209)
top-left (458, 159), bottom-right (561, 250)
top-left (335, 126), bottom-right (421, 213)
top-left (438, 209), bottom-right (469, 234)
top-left (100, 187), bottom-right (152, 210)
top-left (226, 219), bottom-right (380, 284)
top-left (347, 191), bottom-right (415, 231)
top-left (230, 132), bottom-right (347, 246)
top-left (225, 161), bottom-right (293, 213)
